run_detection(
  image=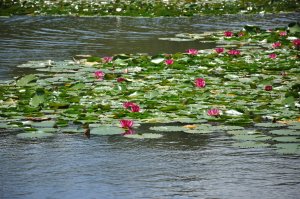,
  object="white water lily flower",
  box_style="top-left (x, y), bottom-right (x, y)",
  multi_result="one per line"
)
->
top-left (225, 110), bottom-right (243, 116)
top-left (116, 8), bottom-right (122, 12)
